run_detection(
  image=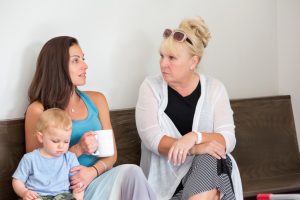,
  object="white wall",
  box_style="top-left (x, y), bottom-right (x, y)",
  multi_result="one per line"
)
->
top-left (0, 0), bottom-right (279, 120)
top-left (277, 0), bottom-right (300, 147)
